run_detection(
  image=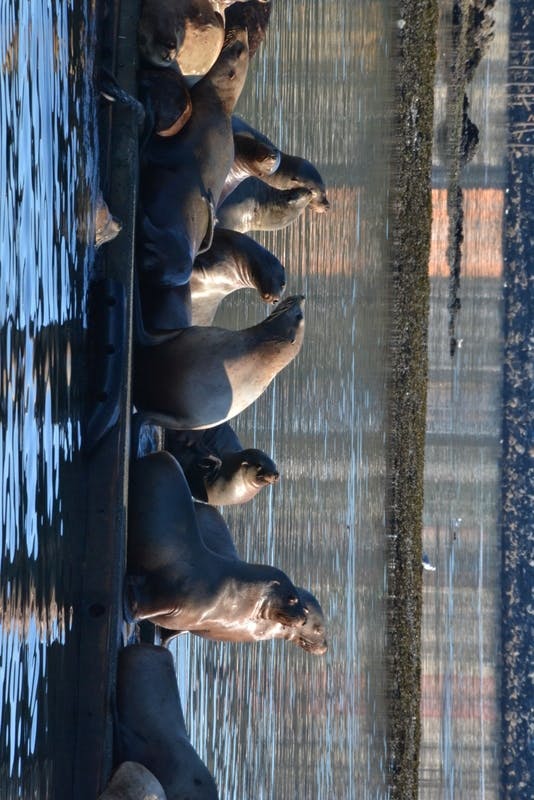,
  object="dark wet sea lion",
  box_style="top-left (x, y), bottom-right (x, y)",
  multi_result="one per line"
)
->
top-left (138, 0), bottom-right (225, 78)
top-left (125, 451), bottom-right (307, 634)
top-left (139, 281), bottom-right (193, 333)
top-left (190, 228), bottom-right (286, 325)
top-left (224, 0), bottom-right (272, 59)
top-left (218, 133), bottom-right (280, 205)
top-left (98, 761), bottom-right (167, 800)
top-left (117, 644), bottom-right (219, 800)
top-left (165, 422), bottom-right (279, 504)
top-left (138, 29), bottom-right (249, 290)
top-left (133, 294), bottom-right (305, 430)
top-left (138, 64), bottom-right (192, 137)
top-left (159, 502), bottom-right (328, 654)
top-left (217, 179), bottom-right (313, 232)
